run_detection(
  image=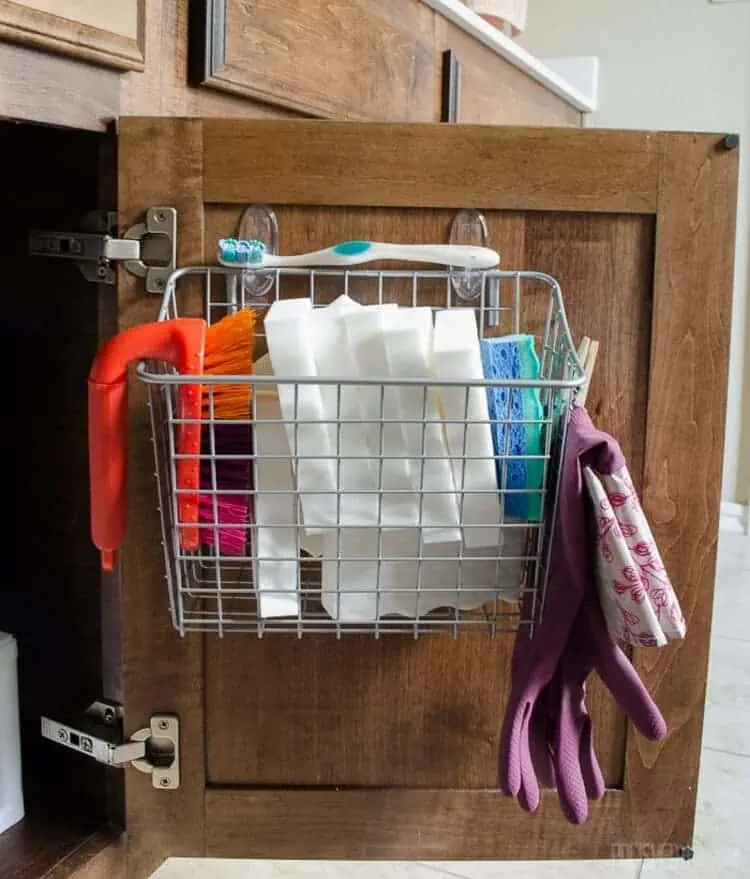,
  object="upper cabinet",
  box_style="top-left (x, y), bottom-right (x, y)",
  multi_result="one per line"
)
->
top-left (0, 0), bottom-right (589, 131)
top-left (187, 0), bottom-right (587, 125)
top-left (0, 0), bottom-right (145, 70)
top-left (188, 0), bottom-right (437, 121)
